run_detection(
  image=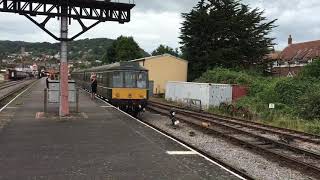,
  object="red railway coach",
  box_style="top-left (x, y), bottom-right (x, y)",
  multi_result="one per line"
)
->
top-left (7, 69), bottom-right (29, 81)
